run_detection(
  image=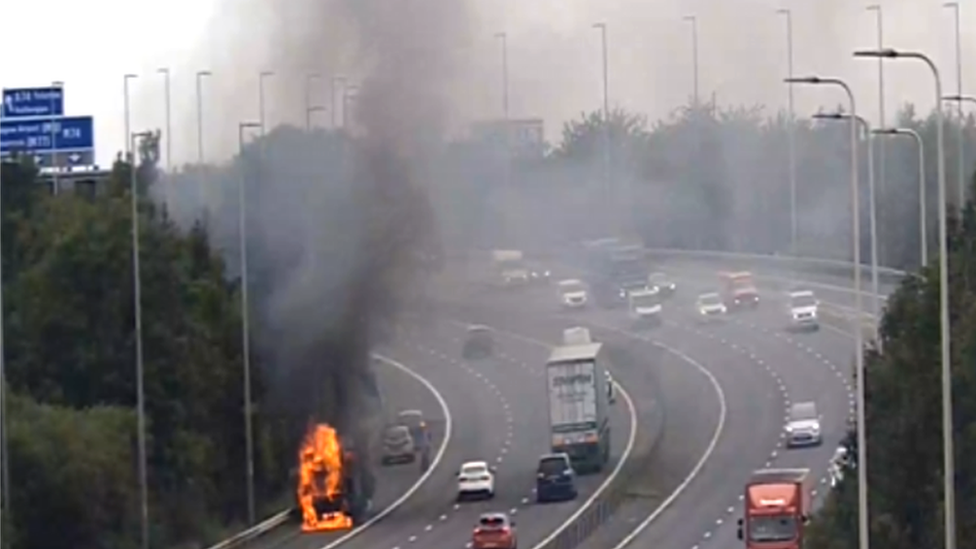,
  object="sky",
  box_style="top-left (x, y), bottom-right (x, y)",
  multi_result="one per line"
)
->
top-left (0, 0), bottom-right (972, 168)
